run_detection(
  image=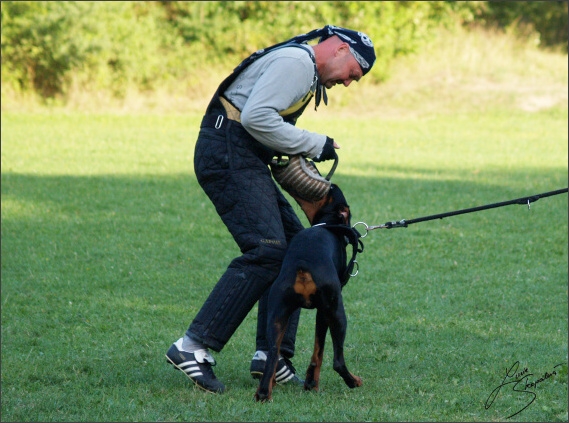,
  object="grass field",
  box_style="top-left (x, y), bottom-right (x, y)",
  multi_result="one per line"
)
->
top-left (1, 28), bottom-right (568, 422)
